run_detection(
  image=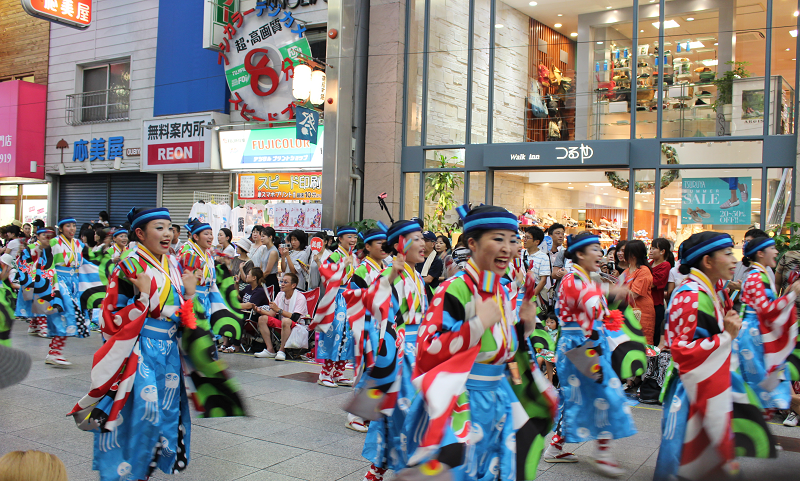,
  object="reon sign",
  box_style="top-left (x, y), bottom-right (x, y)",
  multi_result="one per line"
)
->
top-left (147, 141), bottom-right (203, 165)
